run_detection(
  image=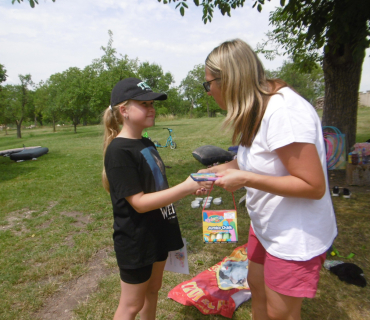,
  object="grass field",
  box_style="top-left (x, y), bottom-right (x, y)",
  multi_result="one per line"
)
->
top-left (0, 110), bottom-right (369, 320)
